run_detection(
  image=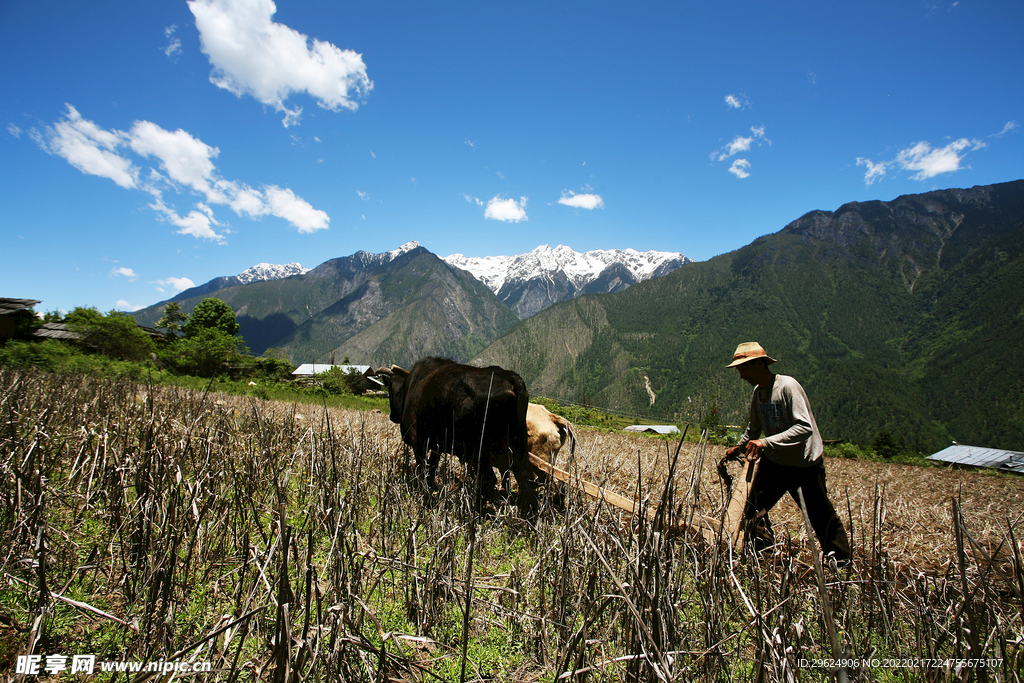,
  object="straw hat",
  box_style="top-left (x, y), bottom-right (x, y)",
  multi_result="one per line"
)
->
top-left (726, 341), bottom-right (778, 368)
